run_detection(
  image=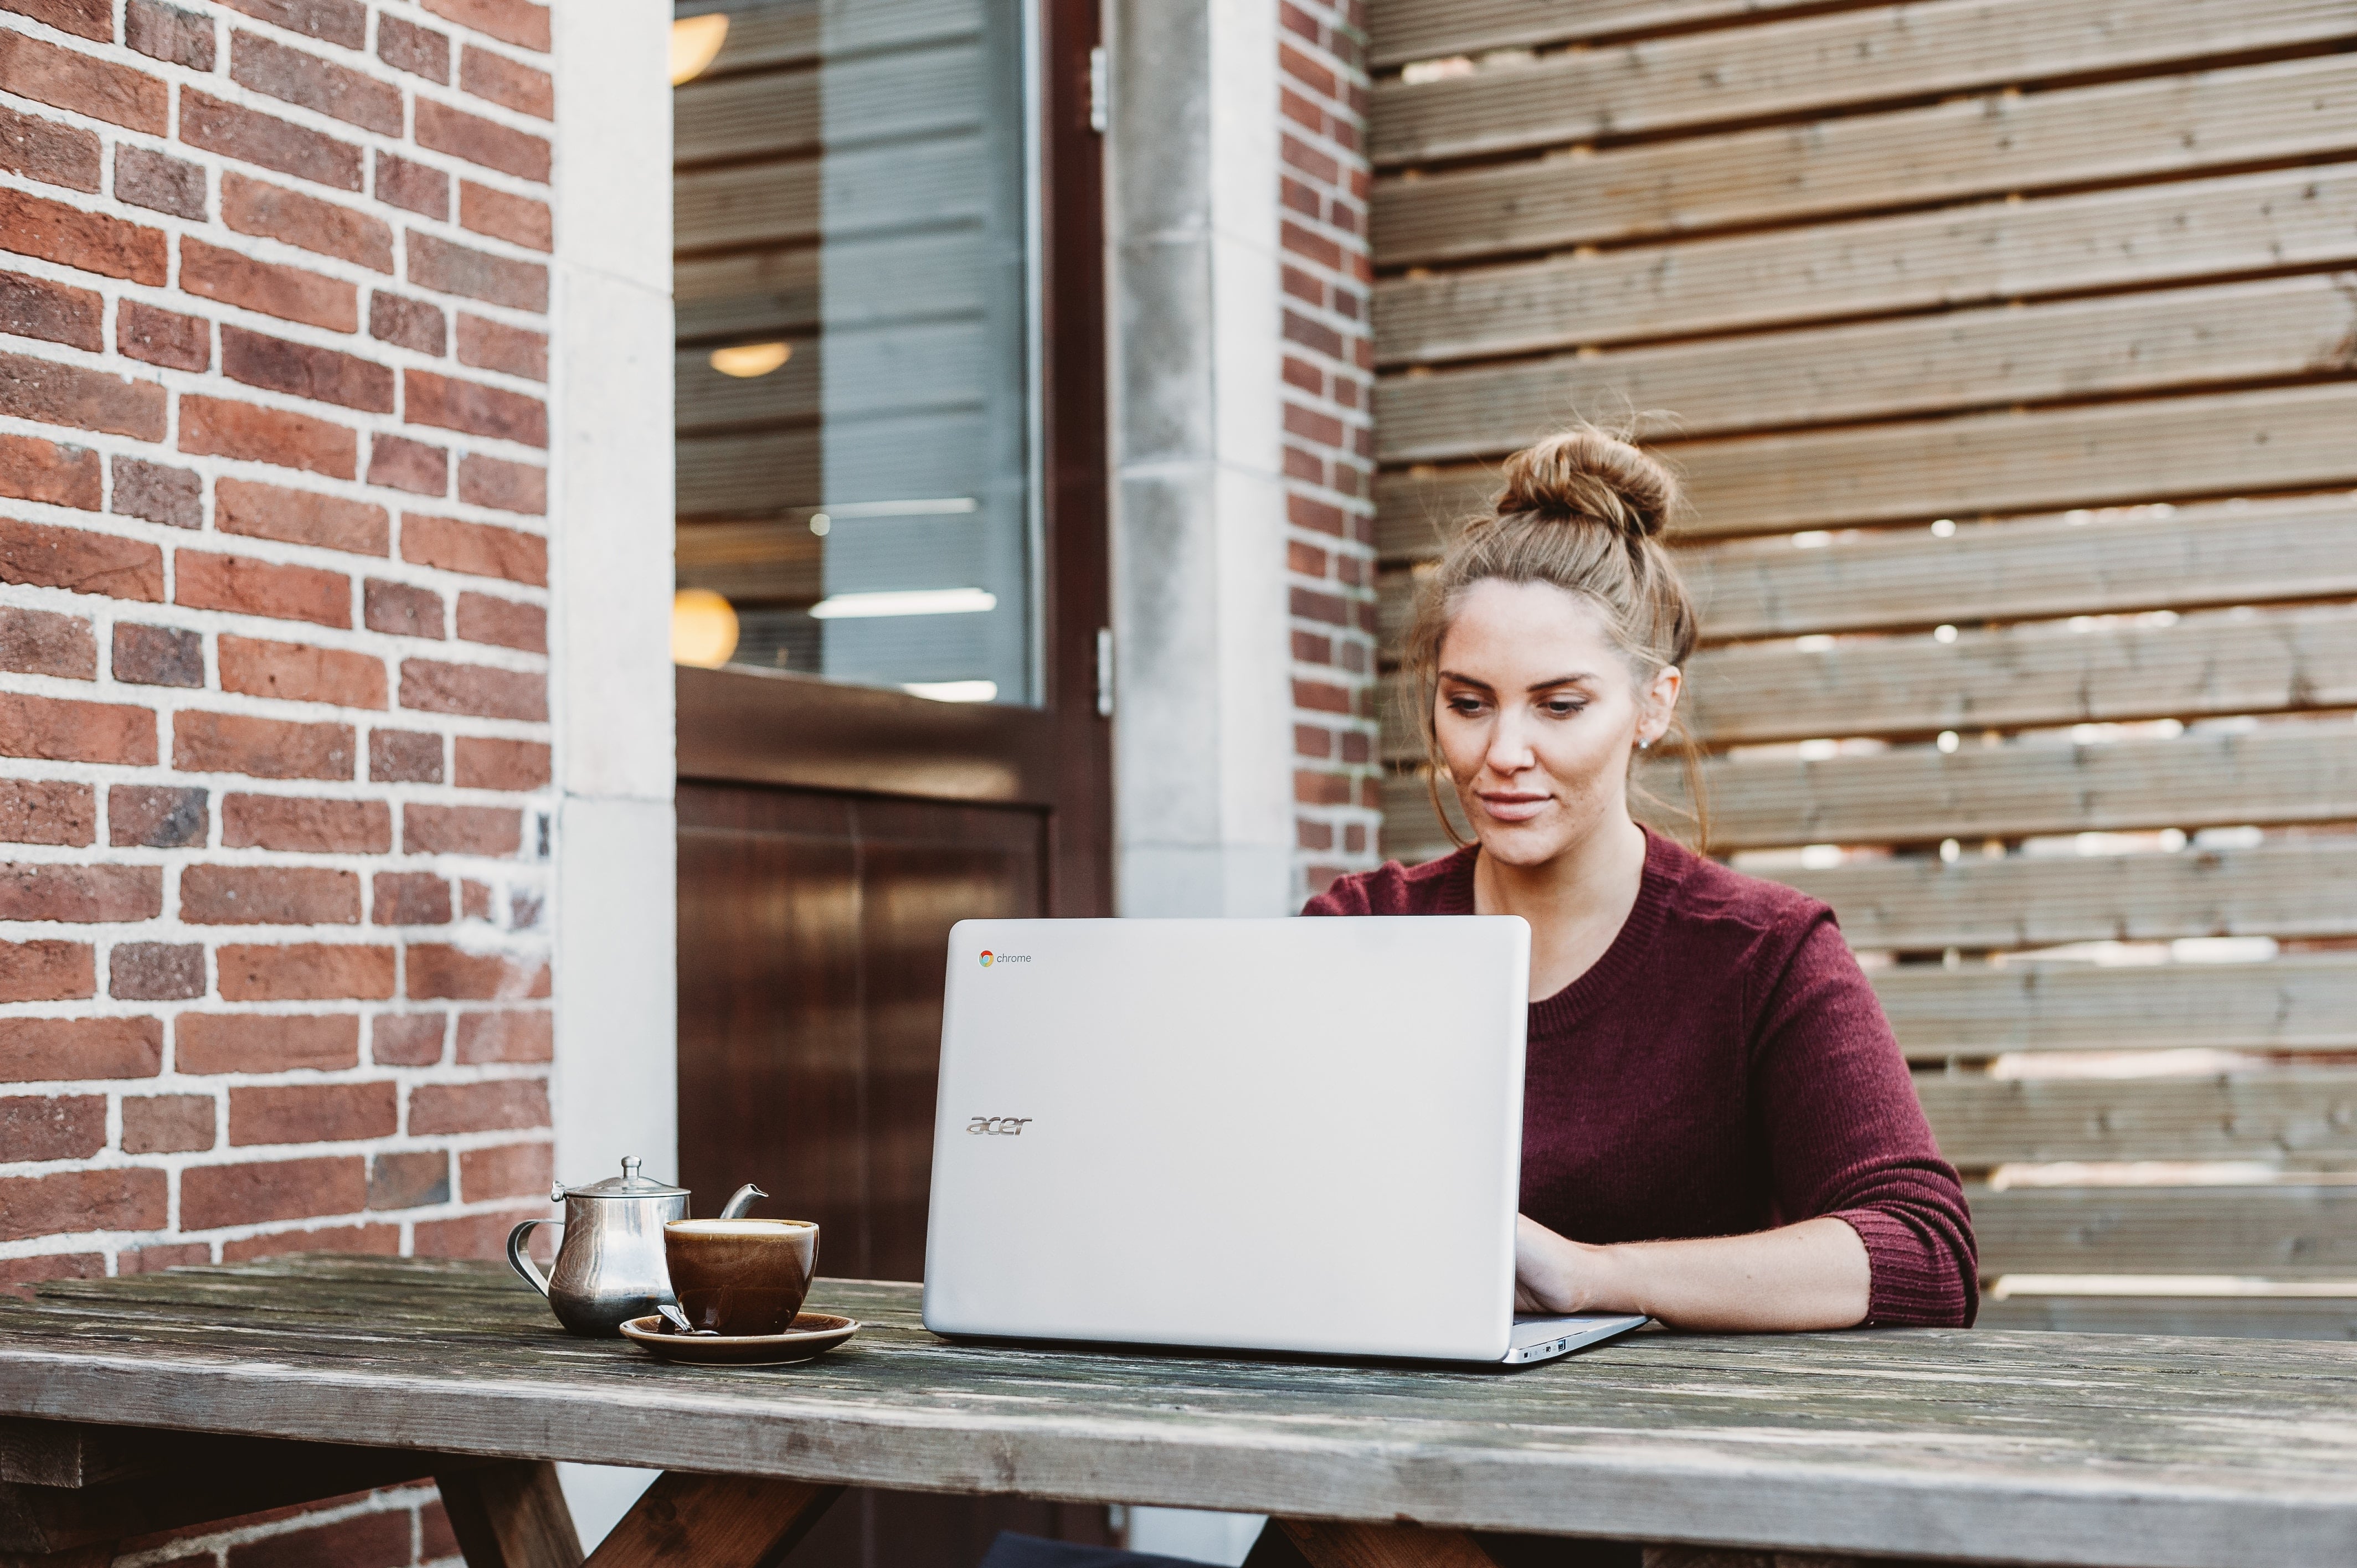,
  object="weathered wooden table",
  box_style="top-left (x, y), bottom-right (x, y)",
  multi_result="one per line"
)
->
top-left (0, 1257), bottom-right (2351, 1568)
